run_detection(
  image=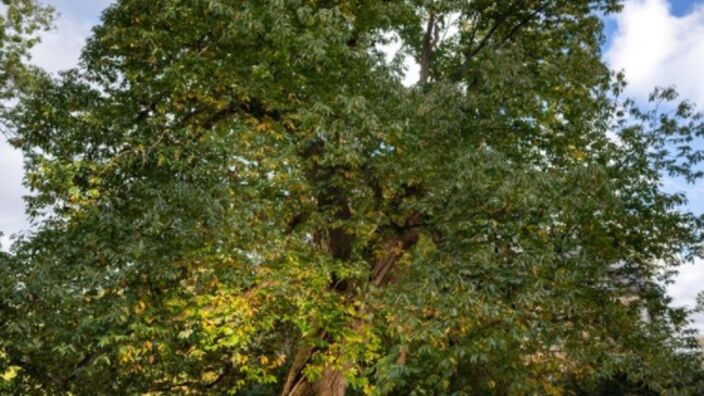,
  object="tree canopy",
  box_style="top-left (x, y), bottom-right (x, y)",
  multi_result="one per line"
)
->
top-left (2, 0), bottom-right (704, 395)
